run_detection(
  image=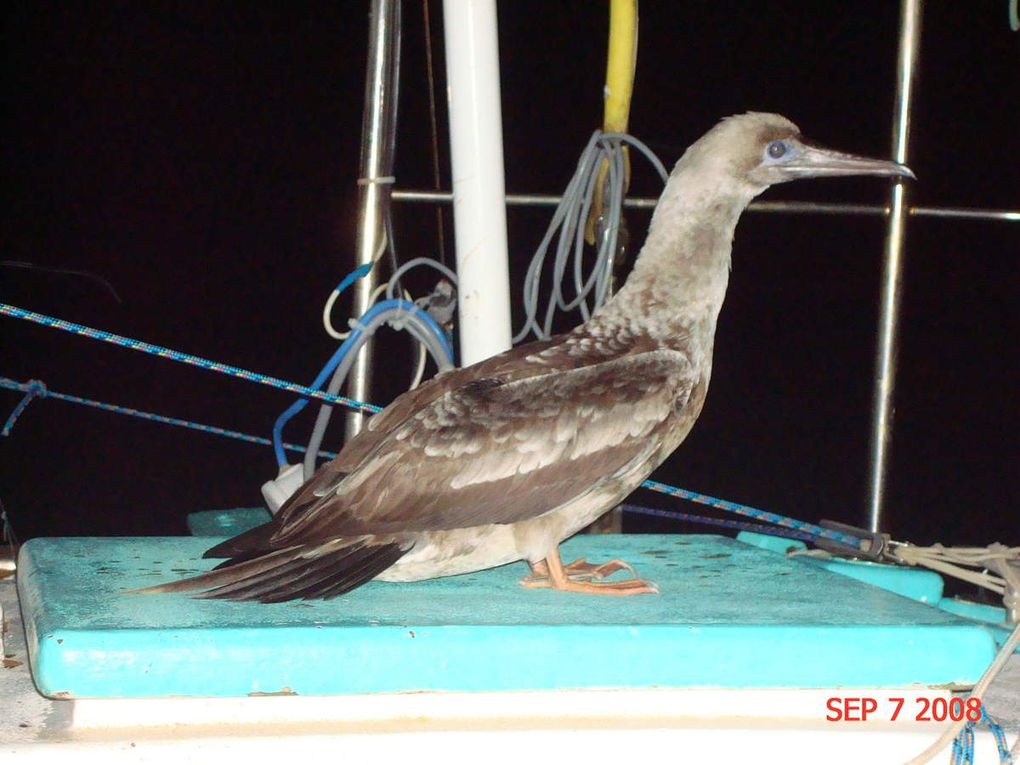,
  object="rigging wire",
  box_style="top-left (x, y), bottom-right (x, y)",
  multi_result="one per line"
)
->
top-left (1, 260), bottom-right (122, 304)
top-left (421, 0), bottom-right (448, 266)
top-left (380, 0), bottom-right (404, 296)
